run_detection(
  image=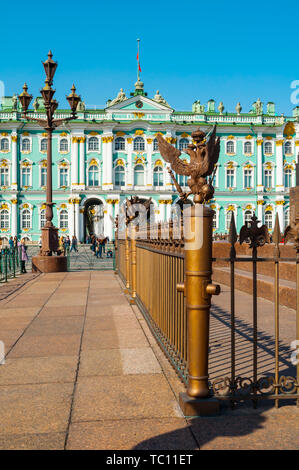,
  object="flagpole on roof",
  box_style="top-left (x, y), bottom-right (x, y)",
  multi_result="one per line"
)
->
top-left (137, 38), bottom-right (140, 81)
